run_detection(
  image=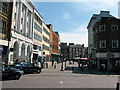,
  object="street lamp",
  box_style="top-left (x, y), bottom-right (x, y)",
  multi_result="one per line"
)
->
top-left (60, 55), bottom-right (64, 71)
